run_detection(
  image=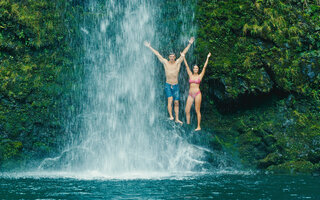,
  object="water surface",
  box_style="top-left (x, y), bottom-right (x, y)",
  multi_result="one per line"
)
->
top-left (1, 172), bottom-right (319, 199)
